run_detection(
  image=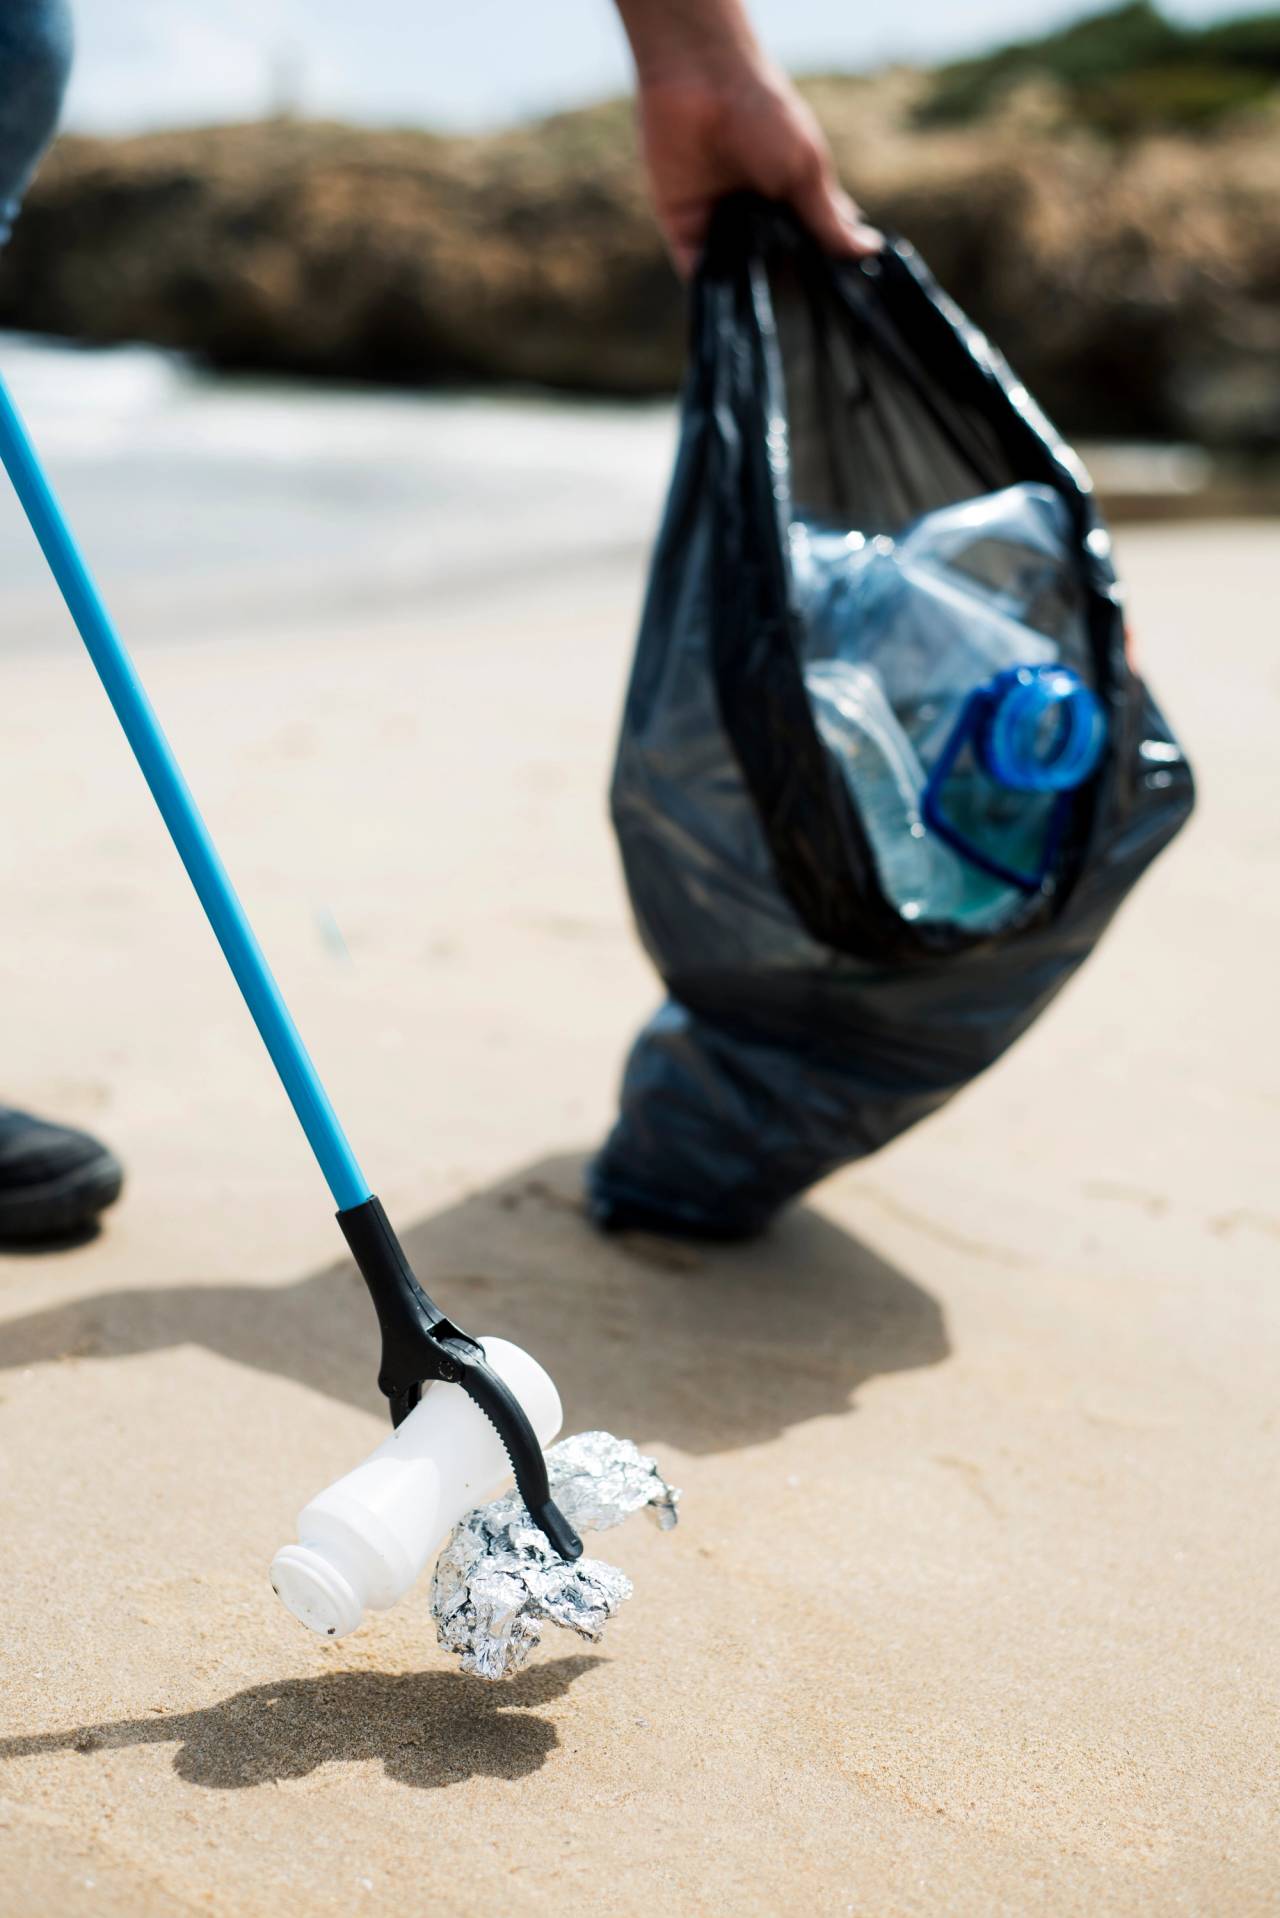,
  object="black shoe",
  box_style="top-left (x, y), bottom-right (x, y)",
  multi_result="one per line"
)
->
top-left (0, 1105), bottom-right (124, 1244)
